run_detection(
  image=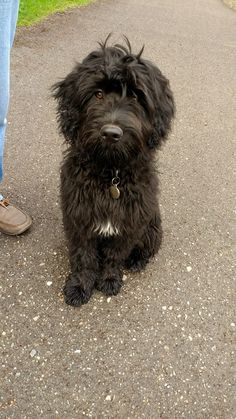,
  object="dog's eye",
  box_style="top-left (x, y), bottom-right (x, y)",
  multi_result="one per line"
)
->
top-left (95, 90), bottom-right (104, 100)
